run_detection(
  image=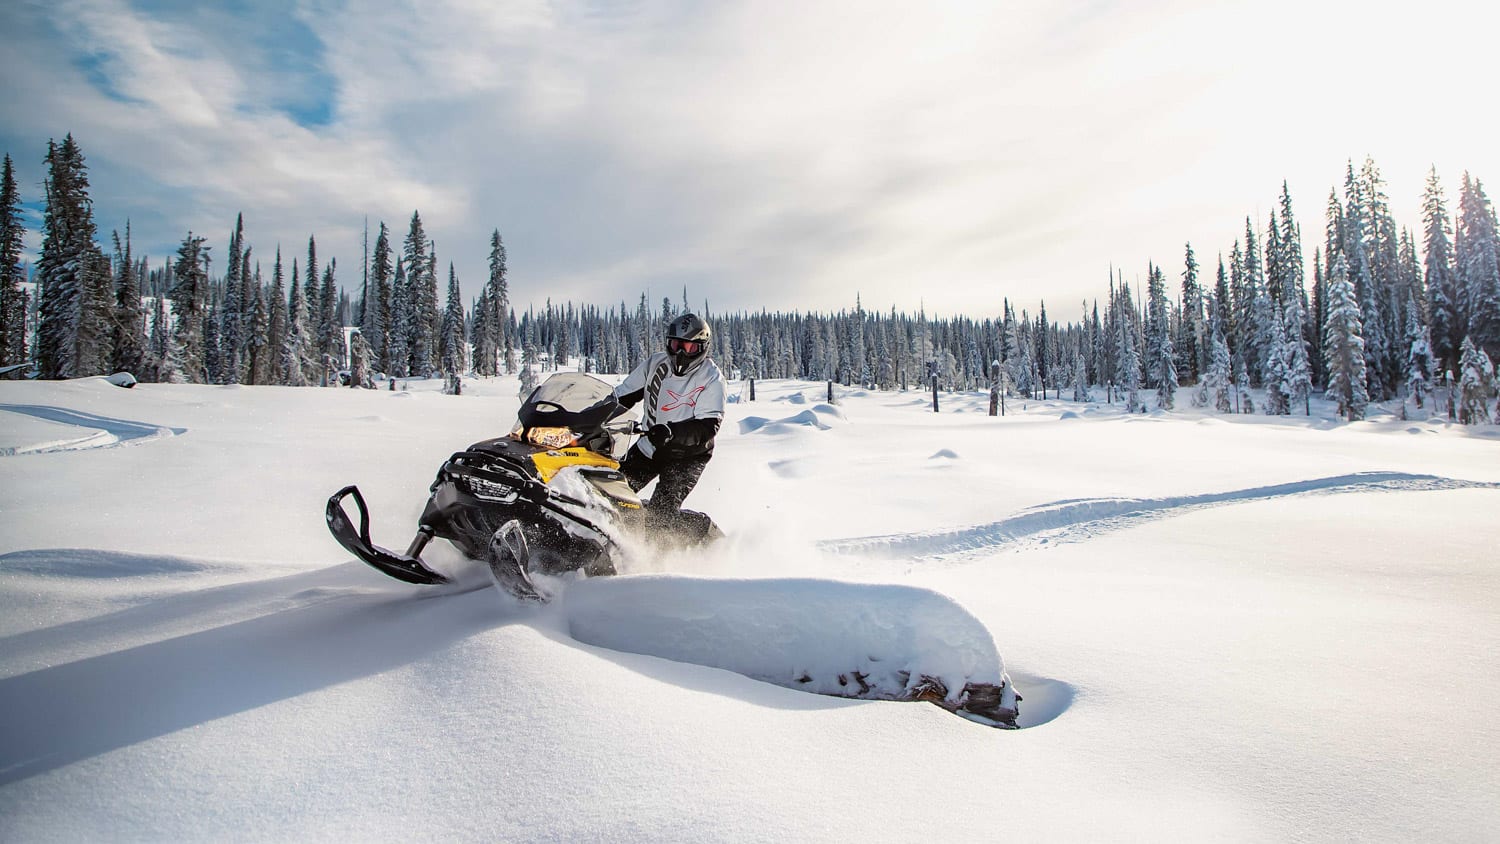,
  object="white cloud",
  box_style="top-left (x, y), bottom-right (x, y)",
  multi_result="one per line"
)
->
top-left (5, 0), bottom-right (1500, 315)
